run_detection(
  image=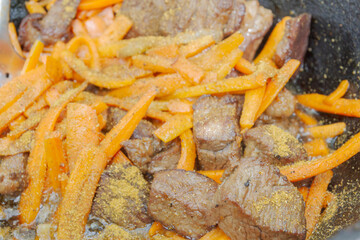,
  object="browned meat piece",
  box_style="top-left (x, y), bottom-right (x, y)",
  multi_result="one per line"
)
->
top-left (239, 0), bottom-right (274, 60)
top-left (243, 125), bottom-right (307, 166)
top-left (265, 88), bottom-right (297, 118)
top-left (274, 13), bottom-right (311, 67)
top-left (148, 170), bottom-right (218, 239)
top-left (18, 0), bottom-right (80, 50)
top-left (148, 140), bottom-right (181, 174)
top-left (120, 0), bottom-right (246, 40)
top-left (92, 163), bottom-right (152, 229)
top-left (193, 95), bottom-right (242, 170)
top-left (0, 153), bottom-right (28, 194)
top-left (214, 157), bottom-right (306, 240)
top-left (255, 114), bottom-right (303, 137)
